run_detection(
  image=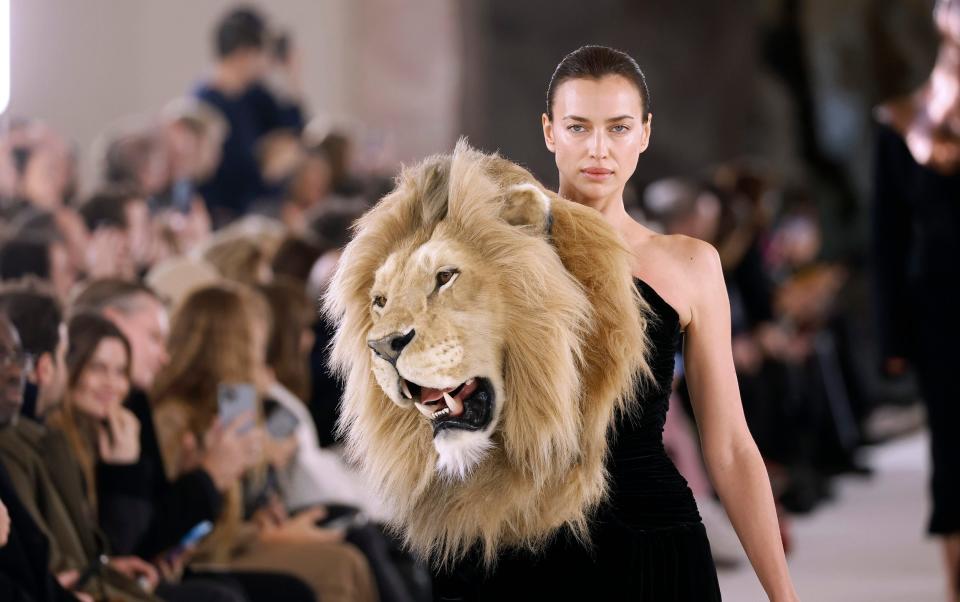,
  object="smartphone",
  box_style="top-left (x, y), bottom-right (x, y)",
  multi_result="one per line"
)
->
top-left (164, 520), bottom-right (214, 565)
top-left (265, 404), bottom-right (299, 439)
top-left (217, 383), bottom-right (257, 434)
